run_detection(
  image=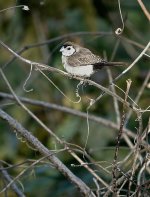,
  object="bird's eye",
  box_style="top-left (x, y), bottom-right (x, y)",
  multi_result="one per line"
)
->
top-left (67, 47), bottom-right (71, 50)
